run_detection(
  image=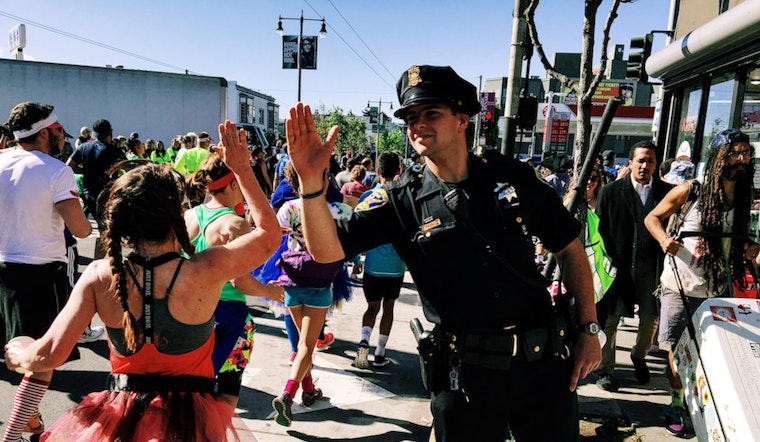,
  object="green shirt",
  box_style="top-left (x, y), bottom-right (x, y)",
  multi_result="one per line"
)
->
top-left (190, 204), bottom-right (246, 303)
top-left (174, 147), bottom-right (210, 175)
